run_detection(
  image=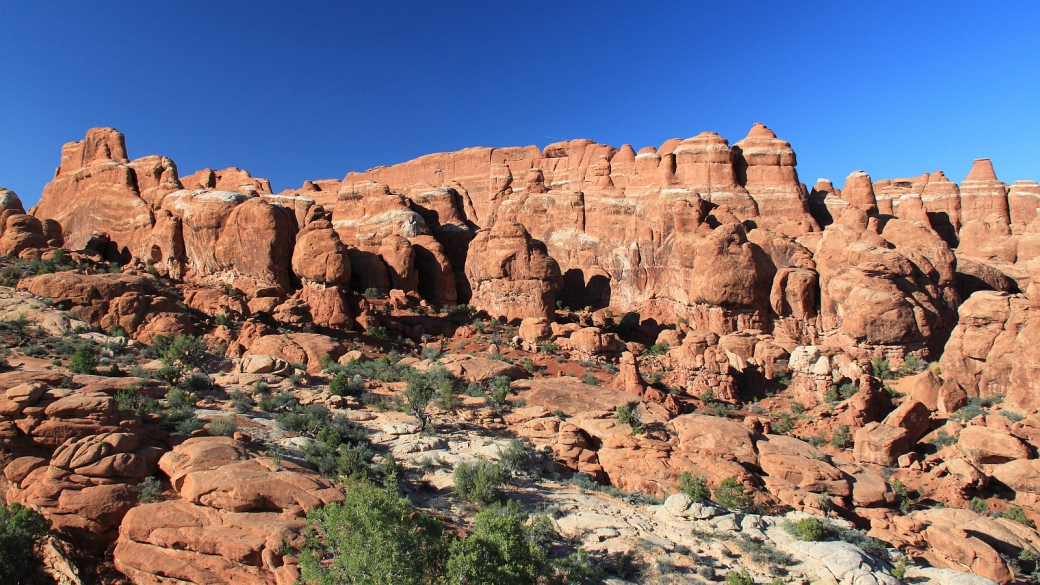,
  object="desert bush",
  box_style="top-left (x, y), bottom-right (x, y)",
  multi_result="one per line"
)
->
top-left (581, 373), bottom-right (600, 386)
top-left (154, 364), bottom-right (184, 385)
top-left (641, 342), bottom-right (669, 356)
top-left (1001, 506), bottom-right (1036, 528)
top-left (830, 424), bottom-right (853, 449)
top-left (520, 357), bottom-right (542, 374)
top-left (230, 389), bottom-right (253, 413)
top-left (0, 502), bottom-right (51, 583)
top-left (794, 517), bottom-right (824, 541)
top-left (300, 484), bottom-right (448, 585)
top-left (498, 440), bottom-right (530, 474)
top-left (969, 497), bottom-right (988, 514)
top-left (931, 430), bottom-right (956, 448)
top-left (208, 415), bottom-right (237, 437)
top-left (116, 385), bottom-right (159, 416)
top-left (182, 372), bottom-right (213, 391)
top-left (677, 471), bottom-right (710, 503)
top-left (163, 334), bottom-right (207, 369)
top-left (871, 357), bottom-right (895, 380)
top-left (713, 477), bottom-right (754, 511)
top-left (951, 394), bottom-right (1004, 422)
top-left (725, 567), bottom-right (753, 585)
top-left (454, 458), bottom-right (508, 506)
top-left (137, 476), bottom-right (163, 503)
top-left (22, 344), bottom-right (47, 357)
top-left (68, 345), bottom-right (98, 374)
top-left (734, 534), bottom-right (793, 573)
top-left (615, 403), bottom-right (645, 434)
top-left (445, 502), bottom-right (548, 585)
